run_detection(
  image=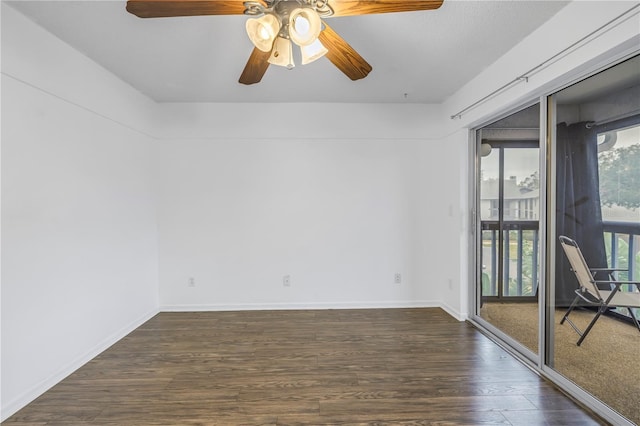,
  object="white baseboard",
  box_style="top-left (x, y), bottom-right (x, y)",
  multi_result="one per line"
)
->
top-left (1, 307), bottom-right (159, 422)
top-left (439, 301), bottom-right (467, 321)
top-left (160, 300), bottom-right (442, 312)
